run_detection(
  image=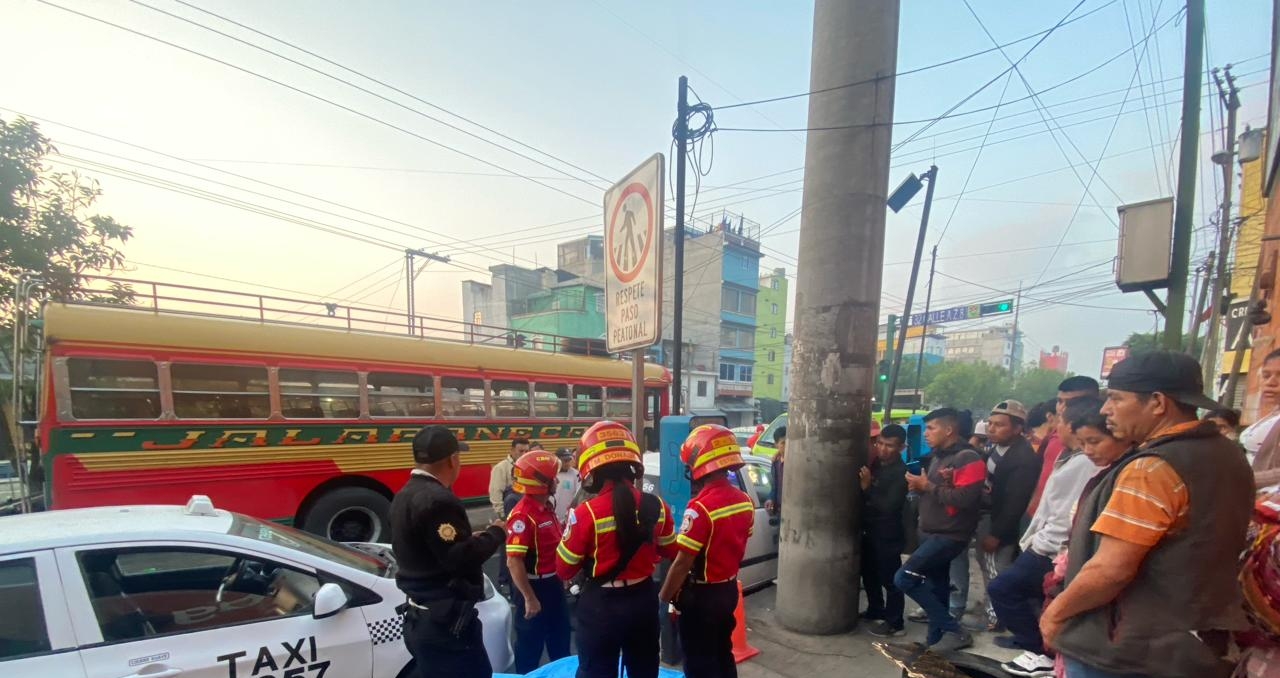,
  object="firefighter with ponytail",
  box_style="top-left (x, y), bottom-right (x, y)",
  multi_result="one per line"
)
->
top-left (506, 449), bottom-right (571, 673)
top-left (556, 421), bottom-right (676, 678)
top-left (659, 424), bottom-right (755, 678)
